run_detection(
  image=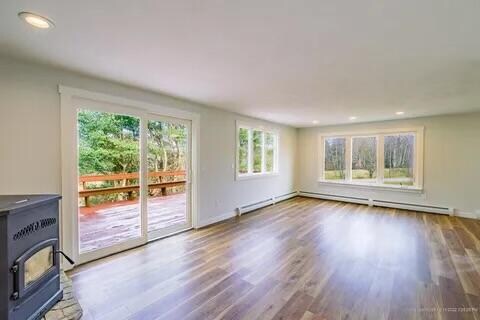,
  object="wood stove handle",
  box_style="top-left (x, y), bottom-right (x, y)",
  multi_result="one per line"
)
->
top-left (56, 250), bottom-right (75, 265)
